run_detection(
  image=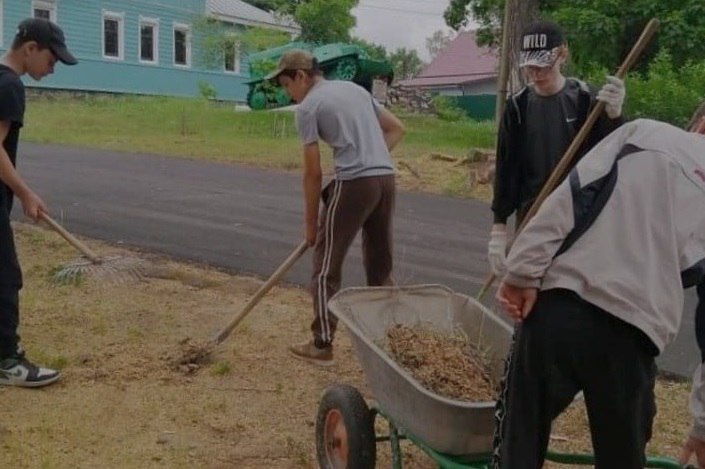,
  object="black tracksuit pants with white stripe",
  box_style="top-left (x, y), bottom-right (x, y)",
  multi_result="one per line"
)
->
top-left (310, 175), bottom-right (395, 347)
top-left (492, 288), bottom-right (657, 469)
